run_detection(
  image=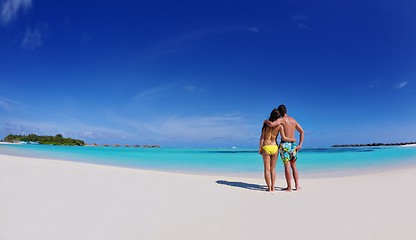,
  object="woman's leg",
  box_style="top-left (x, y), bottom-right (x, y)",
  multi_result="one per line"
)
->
top-left (262, 153), bottom-right (272, 191)
top-left (270, 152), bottom-right (278, 191)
